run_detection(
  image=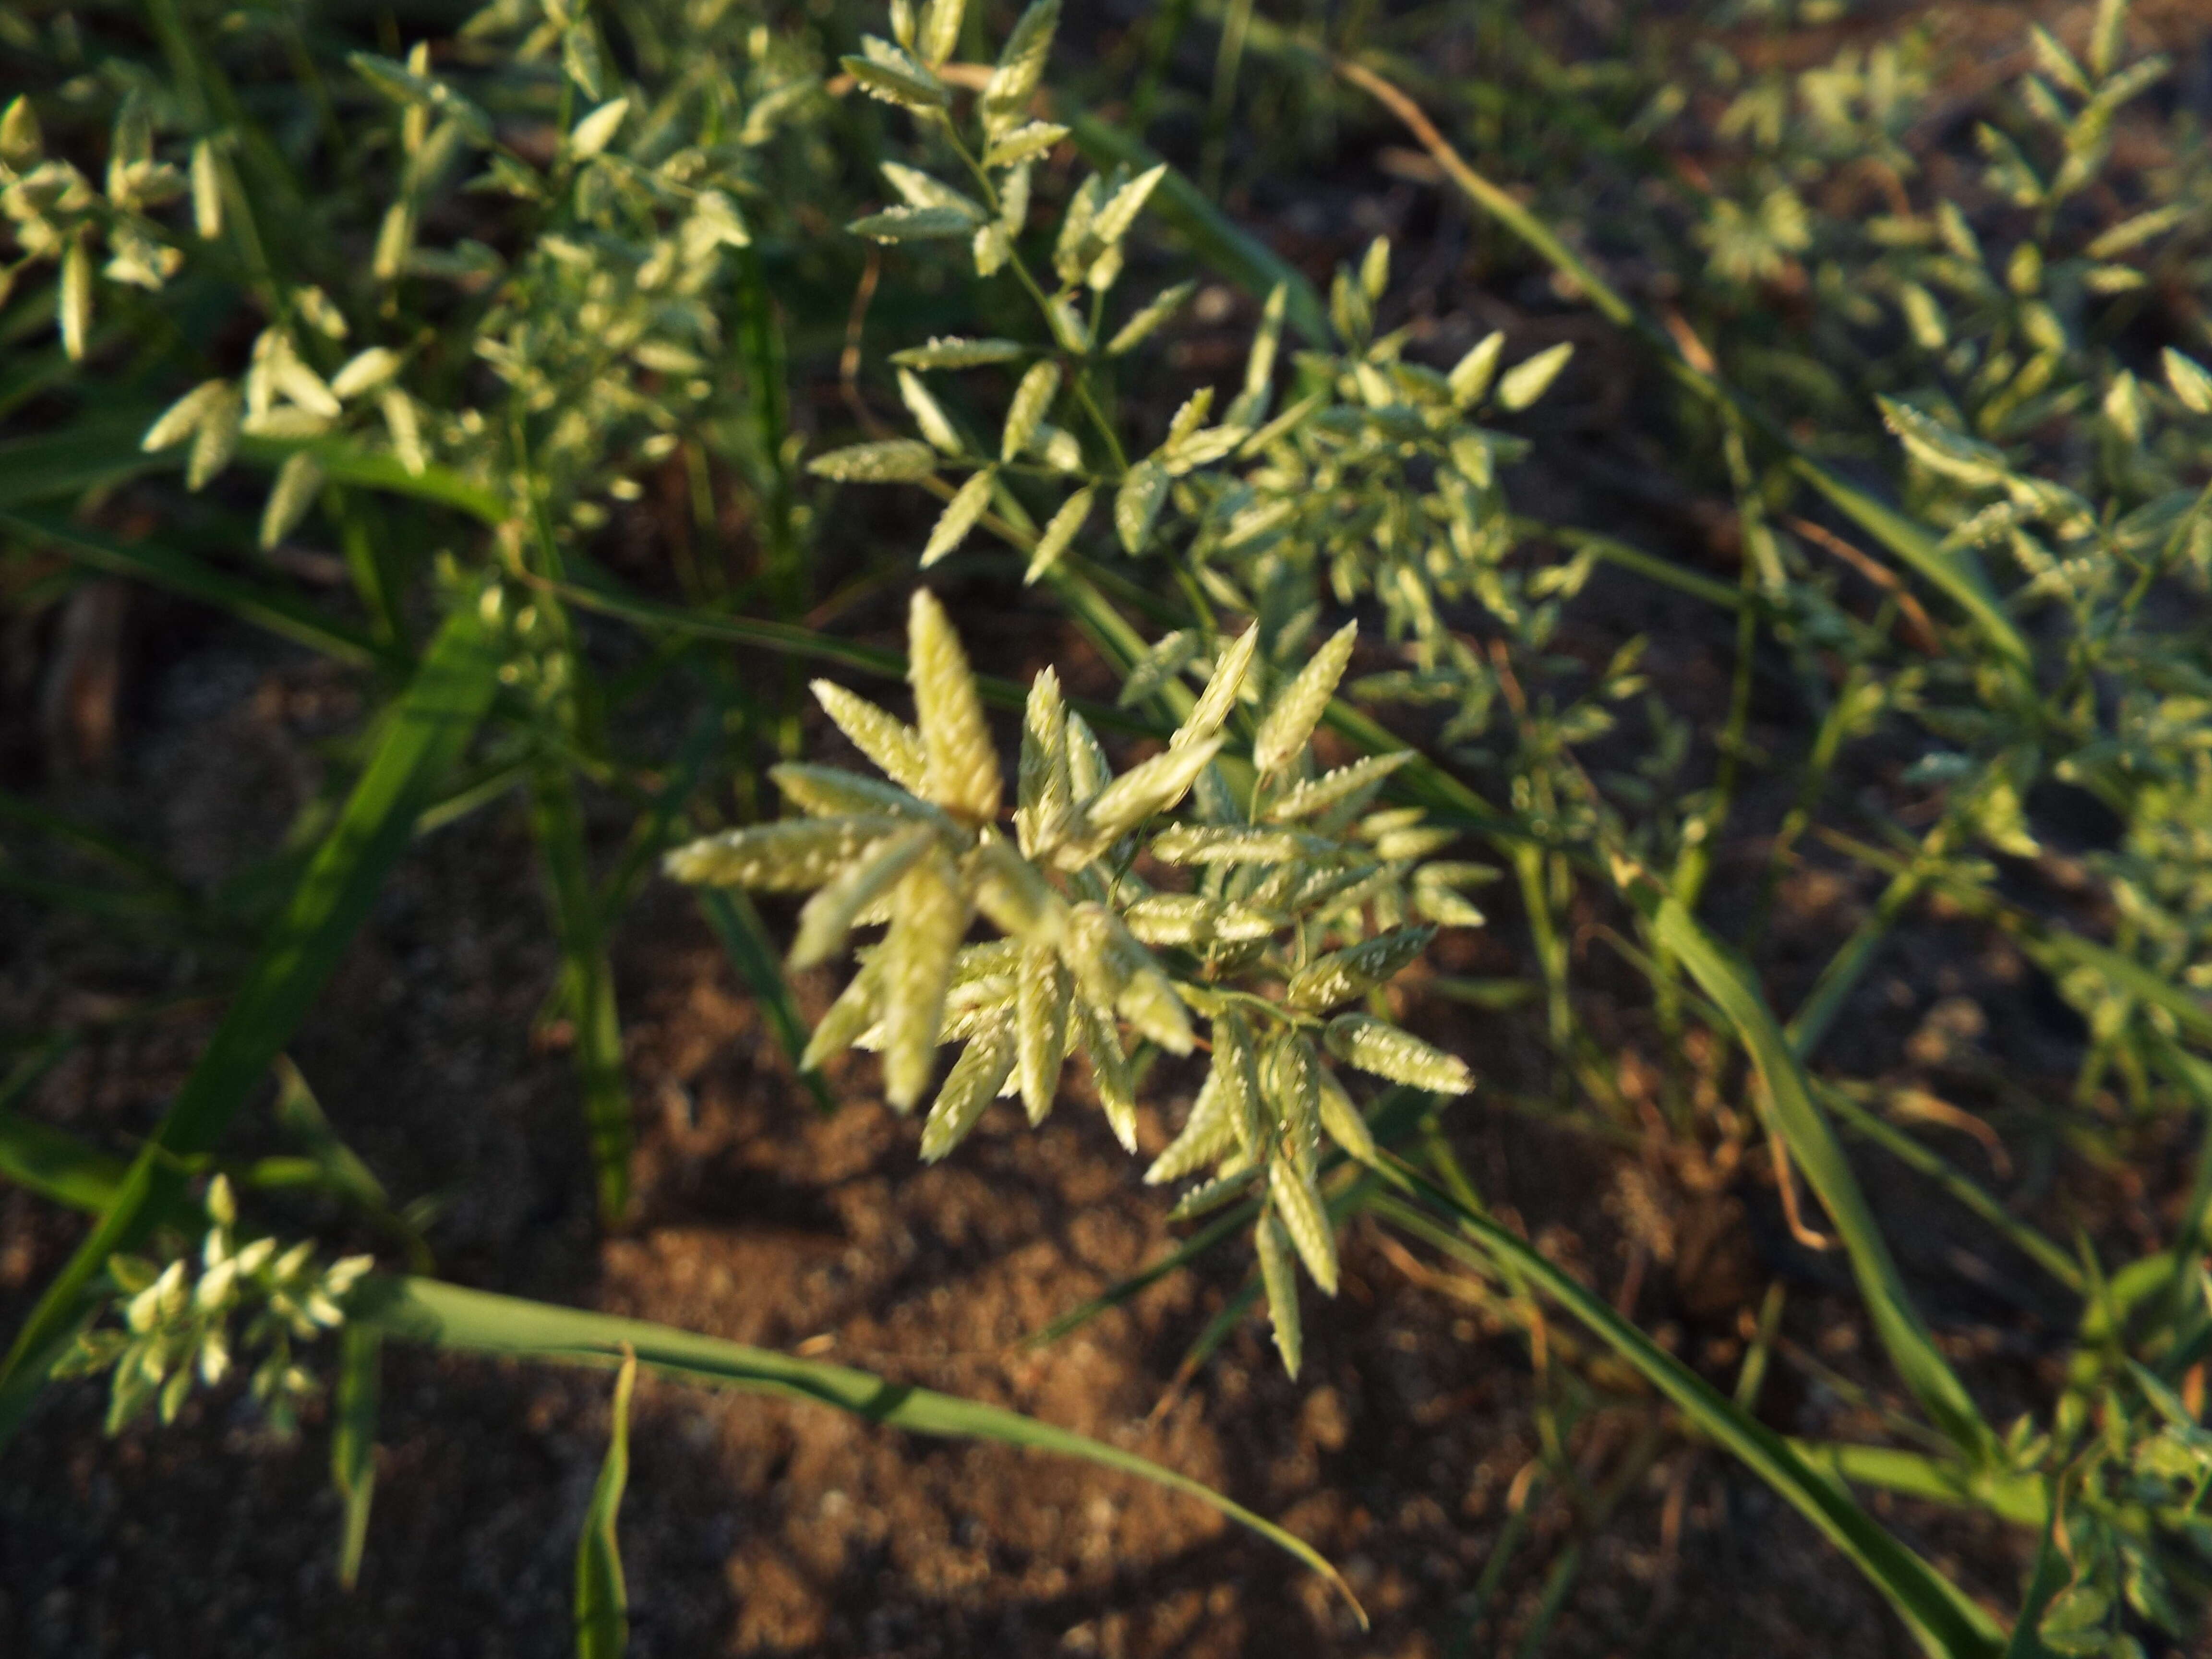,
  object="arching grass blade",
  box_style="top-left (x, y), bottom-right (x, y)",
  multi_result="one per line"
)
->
top-left (353, 1273), bottom-right (1366, 1627)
